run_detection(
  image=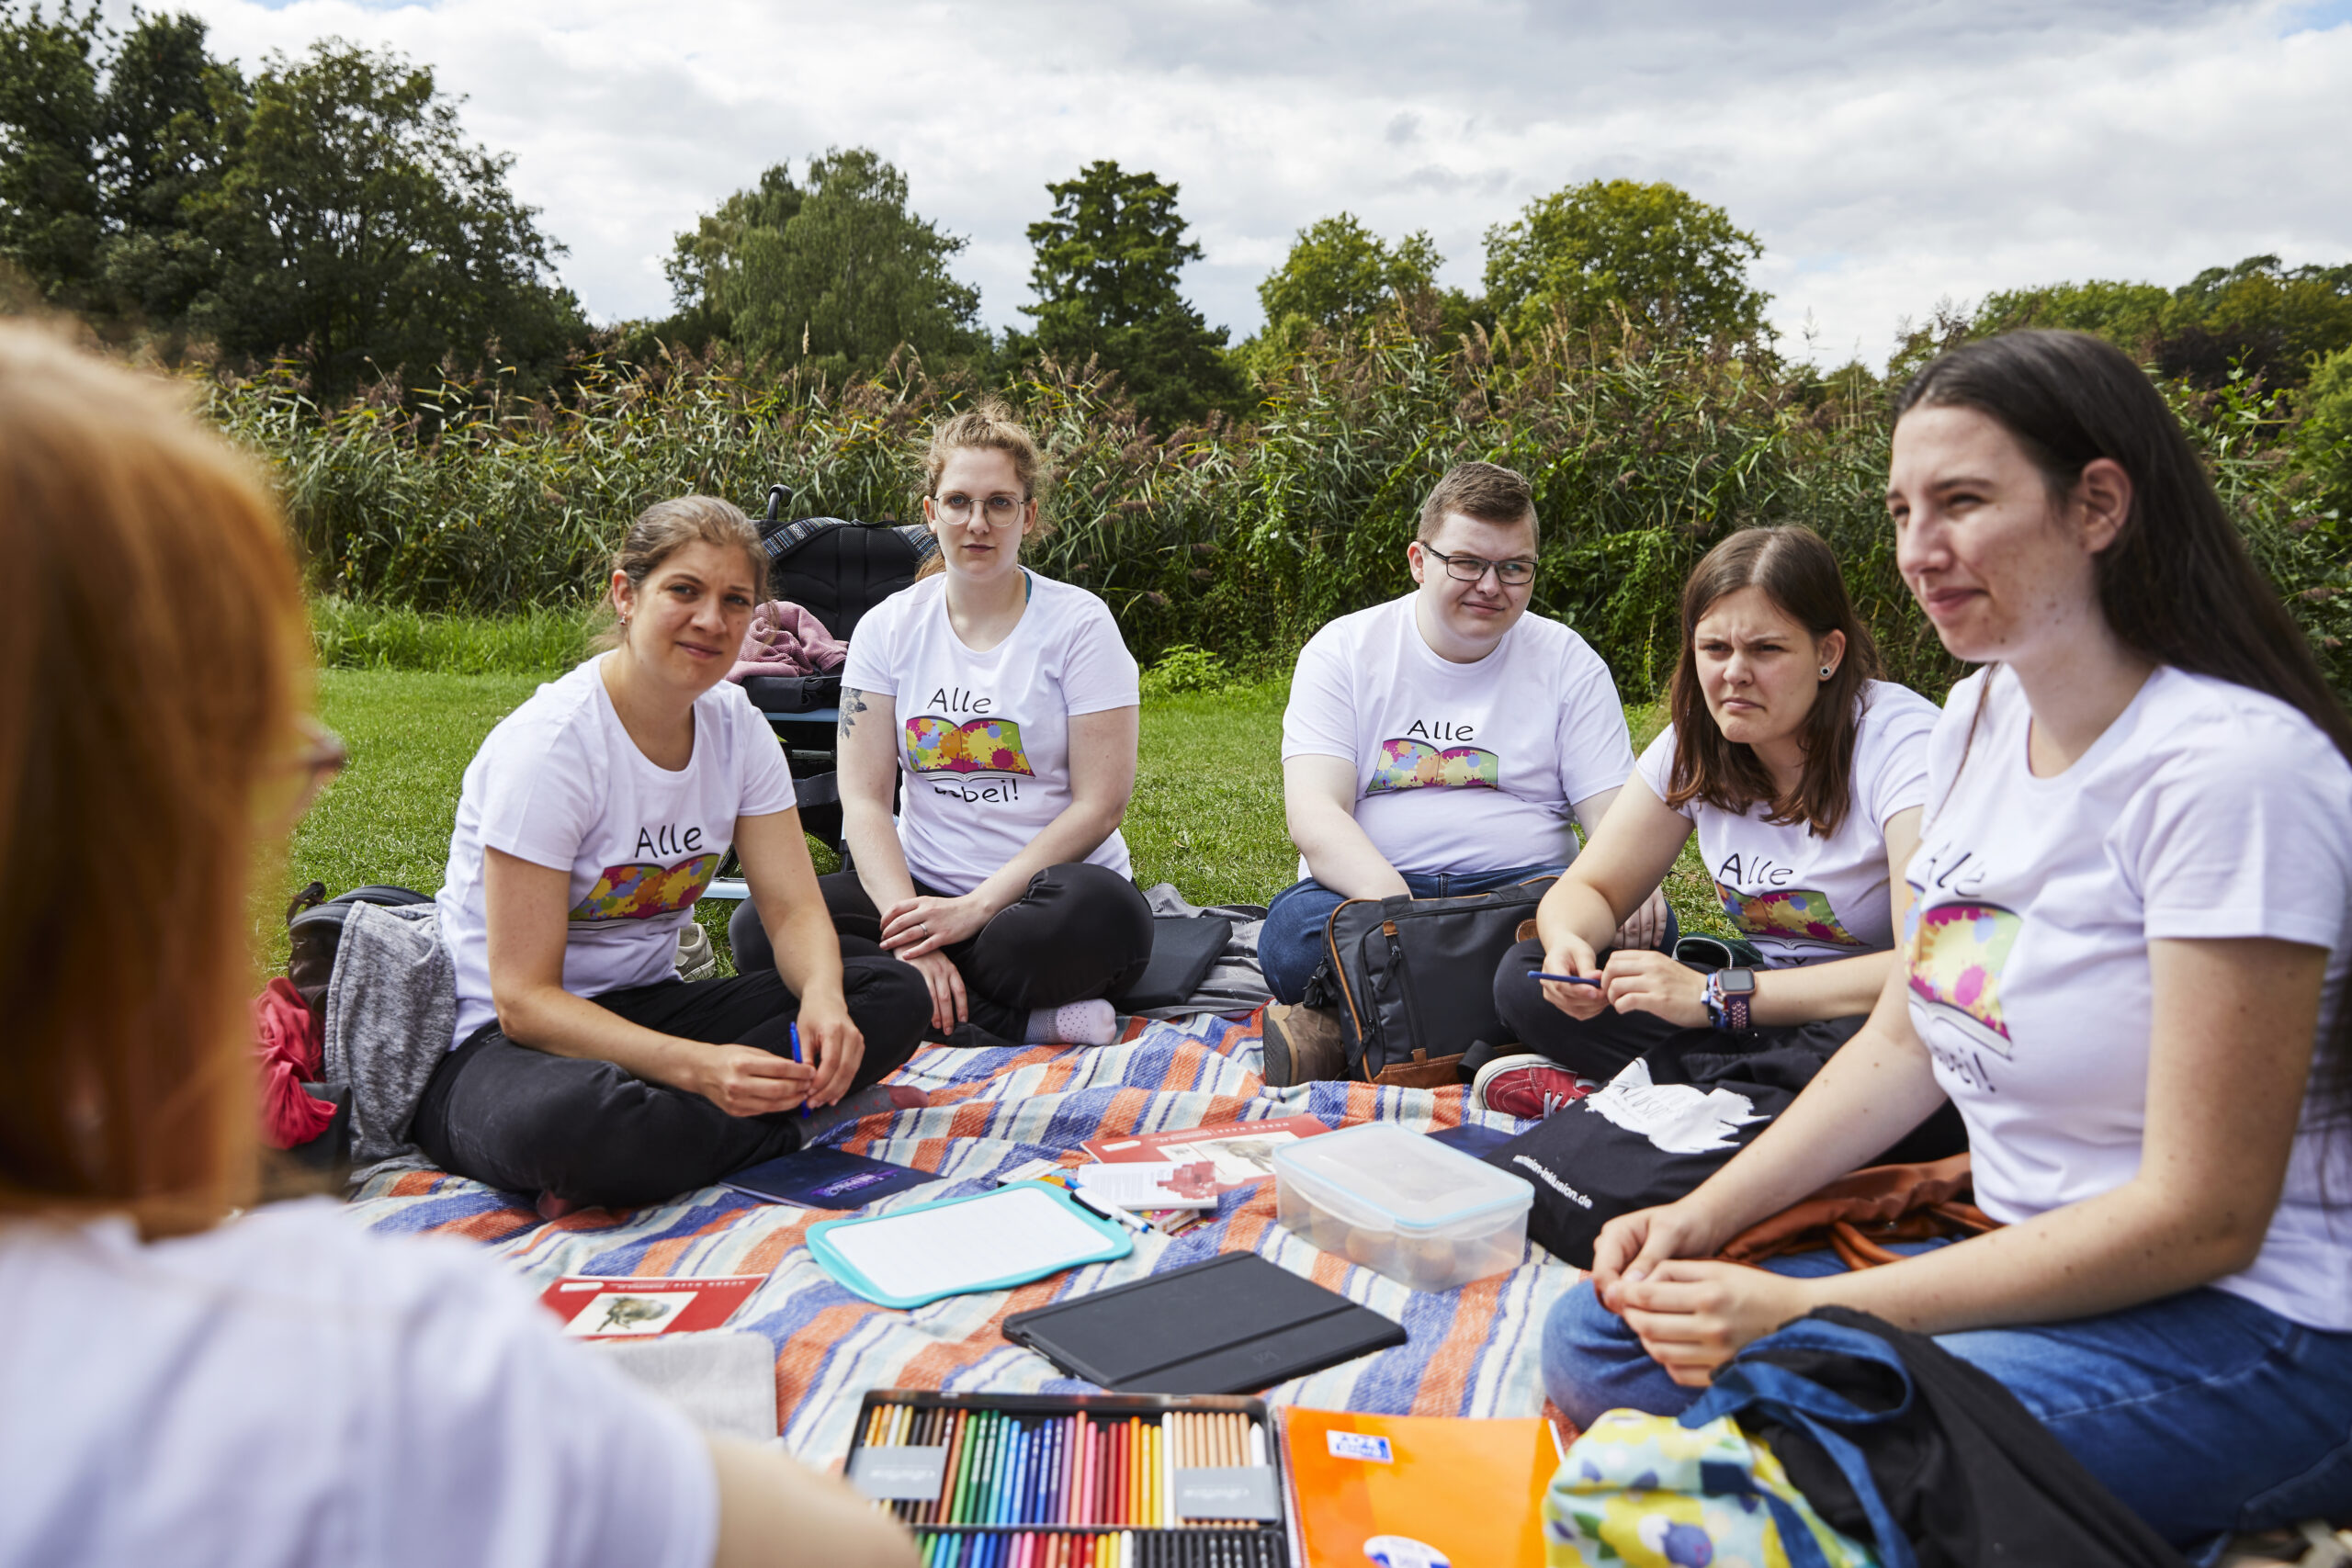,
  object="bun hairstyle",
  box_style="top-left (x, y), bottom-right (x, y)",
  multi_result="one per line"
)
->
top-left (594, 494), bottom-right (764, 650)
top-left (0, 324), bottom-right (310, 1235)
top-left (916, 401), bottom-right (1051, 581)
top-left (1663, 525), bottom-right (1882, 836)
top-left (1898, 328), bottom-right (2352, 1137)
